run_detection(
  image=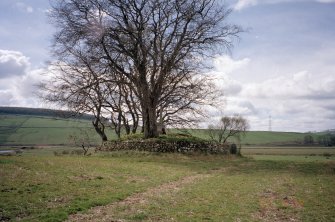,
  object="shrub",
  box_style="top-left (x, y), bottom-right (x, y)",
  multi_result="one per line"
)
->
top-left (71, 150), bottom-right (84, 155)
top-left (61, 150), bottom-right (70, 155)
top-left (21, 146), bottom-right (36, 150)
top-left (230, 143), bottom-right (237, 154)
top-left (323, 152), bottom-right (332, 157)
top-left (120, 133), bottom-right (145, 141)
top-left (15, 150), bottom-right (23, 154)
